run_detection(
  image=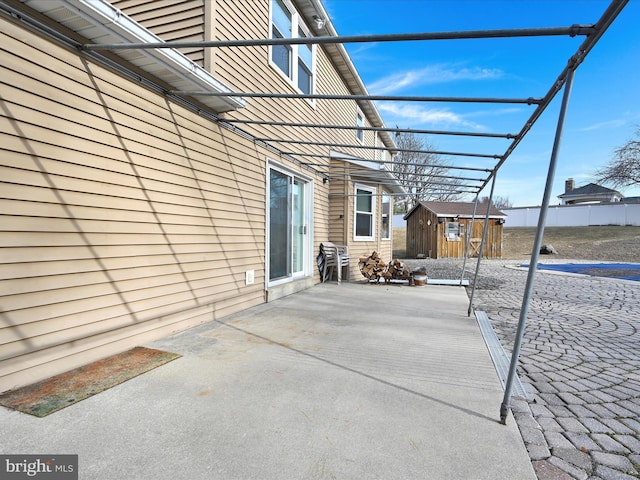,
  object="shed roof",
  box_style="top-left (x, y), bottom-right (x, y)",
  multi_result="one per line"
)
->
top-left (405, 201), bottom-right (507, 220)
